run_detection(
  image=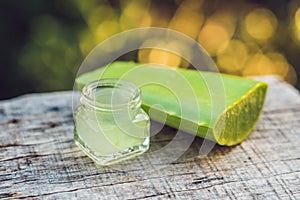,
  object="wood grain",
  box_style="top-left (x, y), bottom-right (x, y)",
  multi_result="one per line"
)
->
top-left (0, 76), bottom-right (299, 199)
